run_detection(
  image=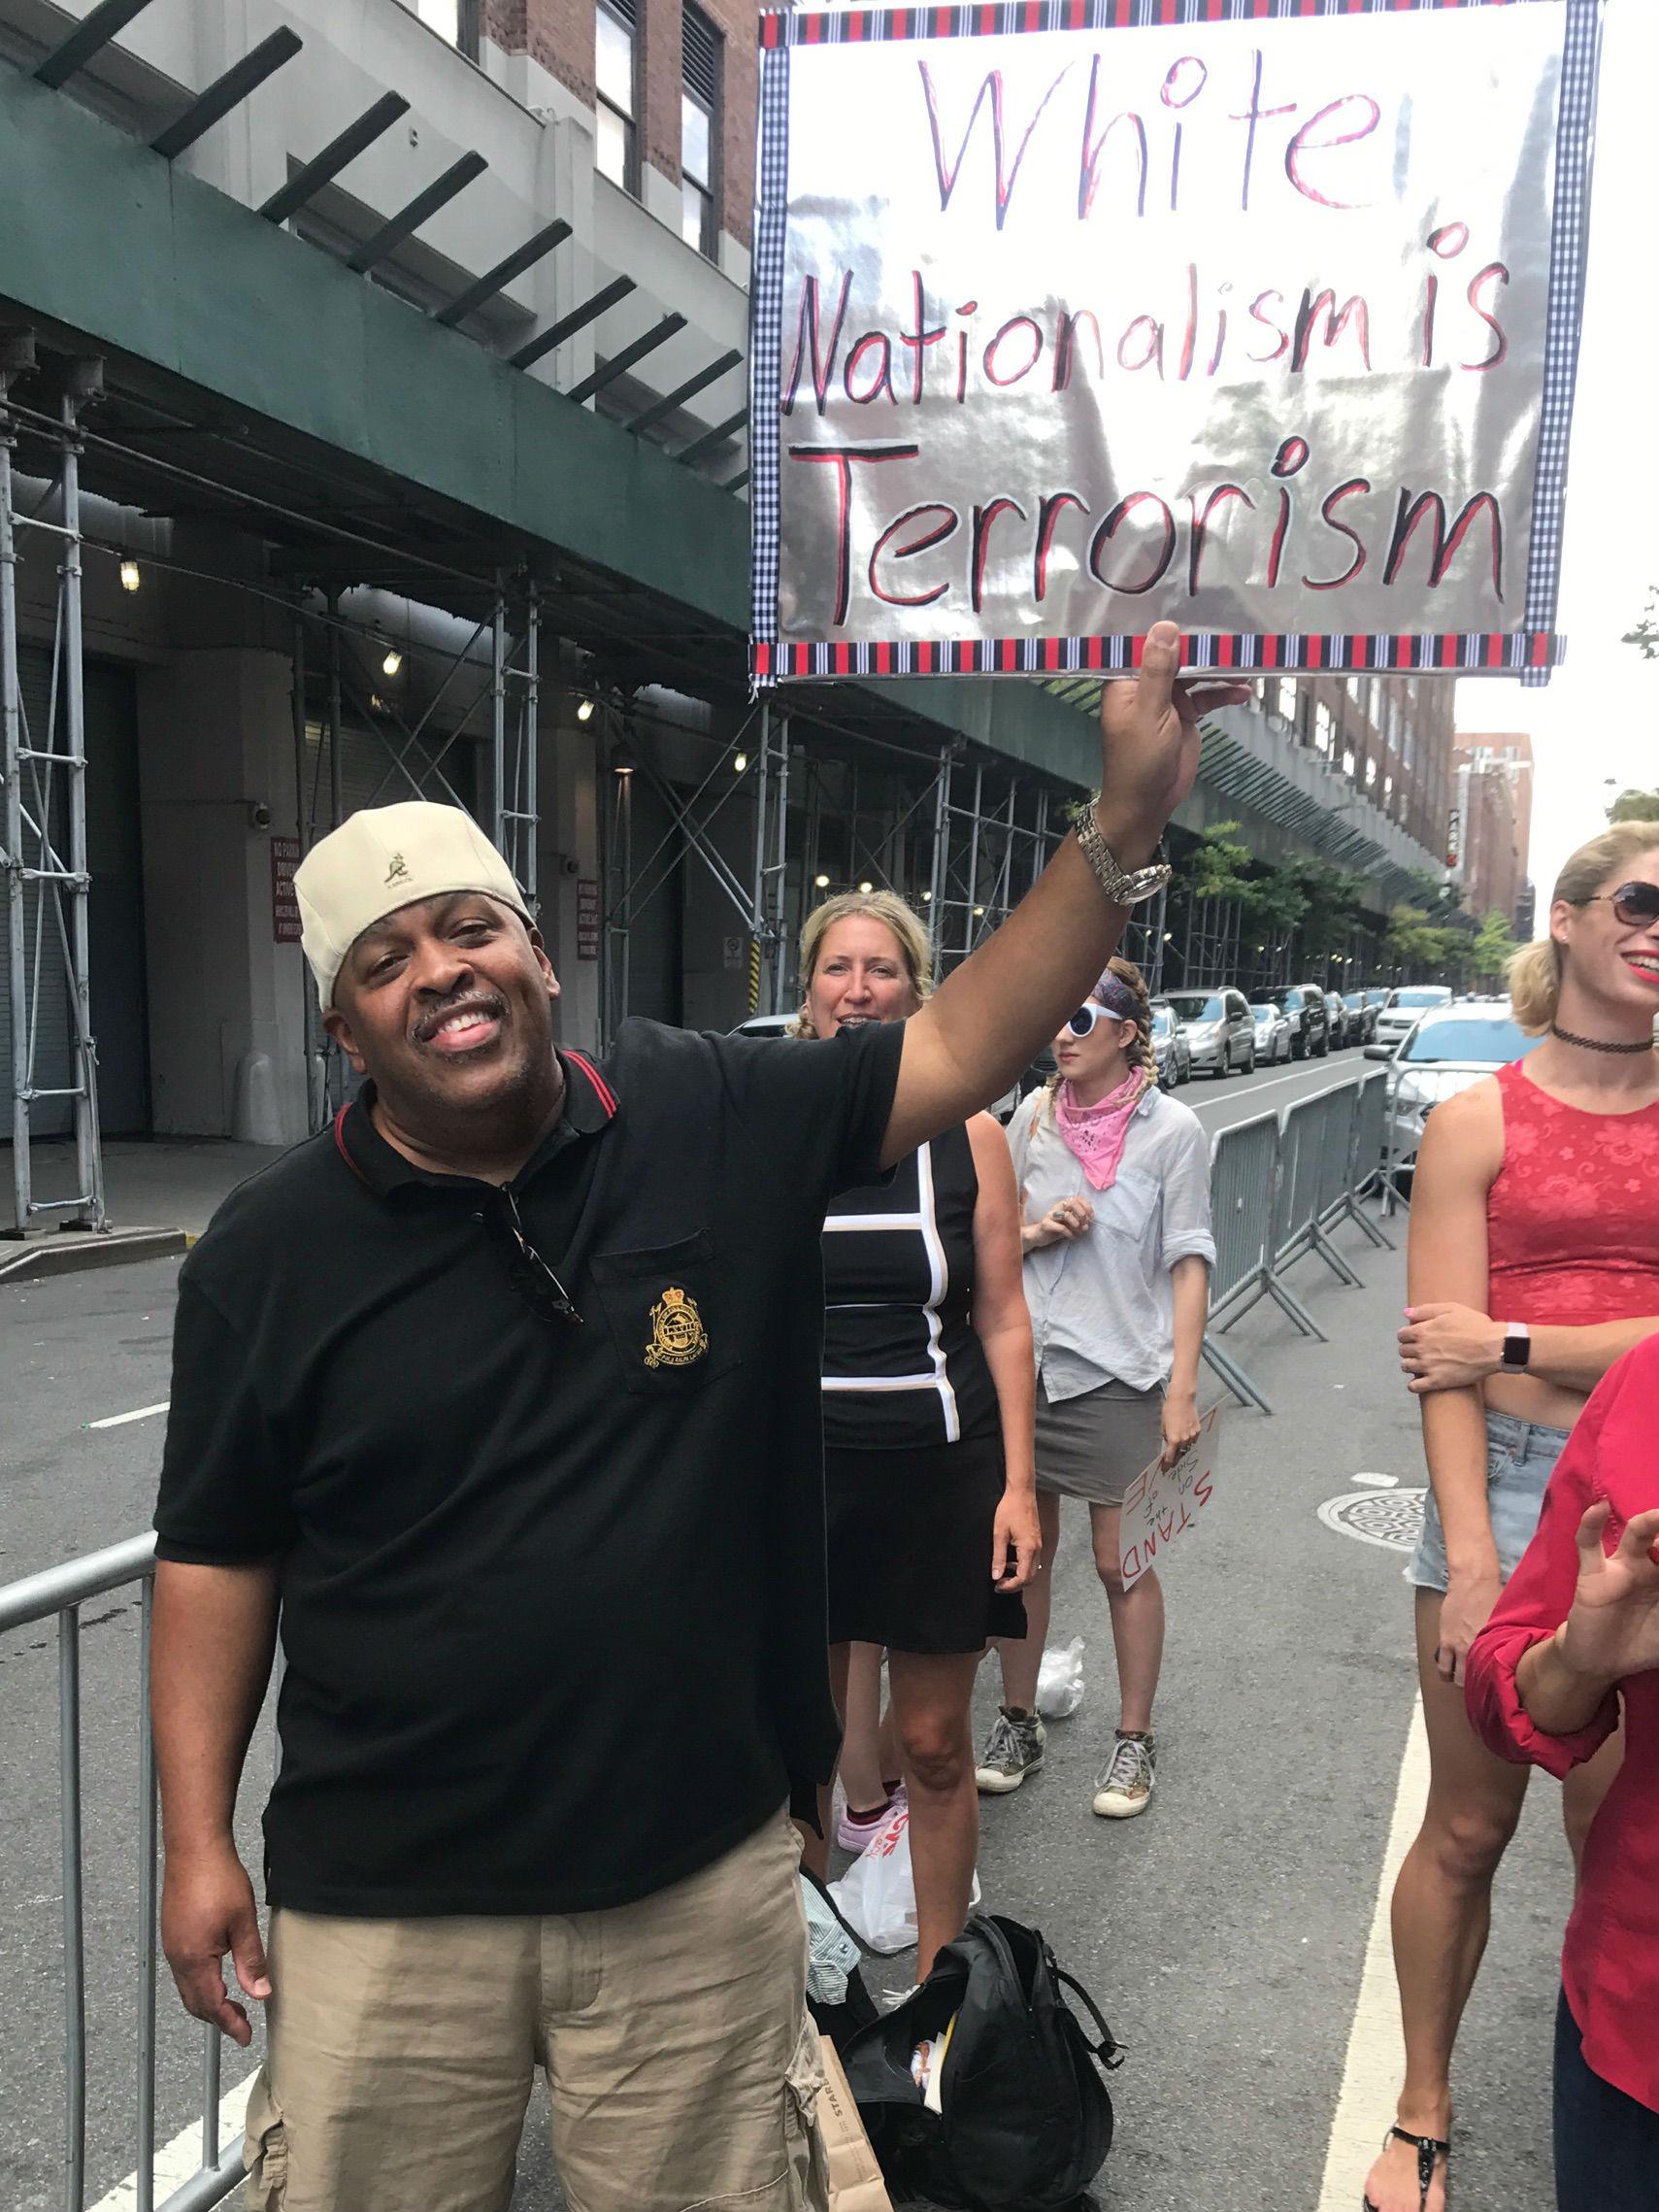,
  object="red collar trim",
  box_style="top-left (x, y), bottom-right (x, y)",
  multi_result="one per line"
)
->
top-left (332, 1051), bottom-right (614, 1191)
top-left (333, 1103), bottom-right (372, 1186)
top-left (563, 1048), bottom-right (618, 1119)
